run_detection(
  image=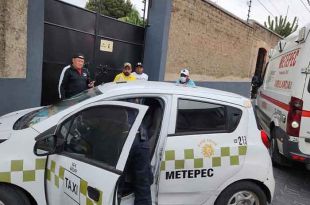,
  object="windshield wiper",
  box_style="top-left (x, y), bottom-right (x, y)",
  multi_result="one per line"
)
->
top-left (13, 109), bottom-right (41, 130)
